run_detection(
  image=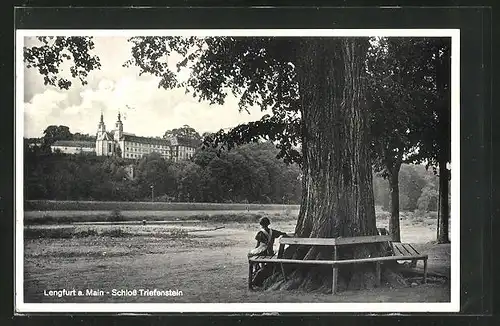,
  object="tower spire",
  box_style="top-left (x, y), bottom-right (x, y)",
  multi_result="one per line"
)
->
top-left (114, 110), bottom-right (124, 141)
top-left (97, 110), bottom-right (106, 133)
